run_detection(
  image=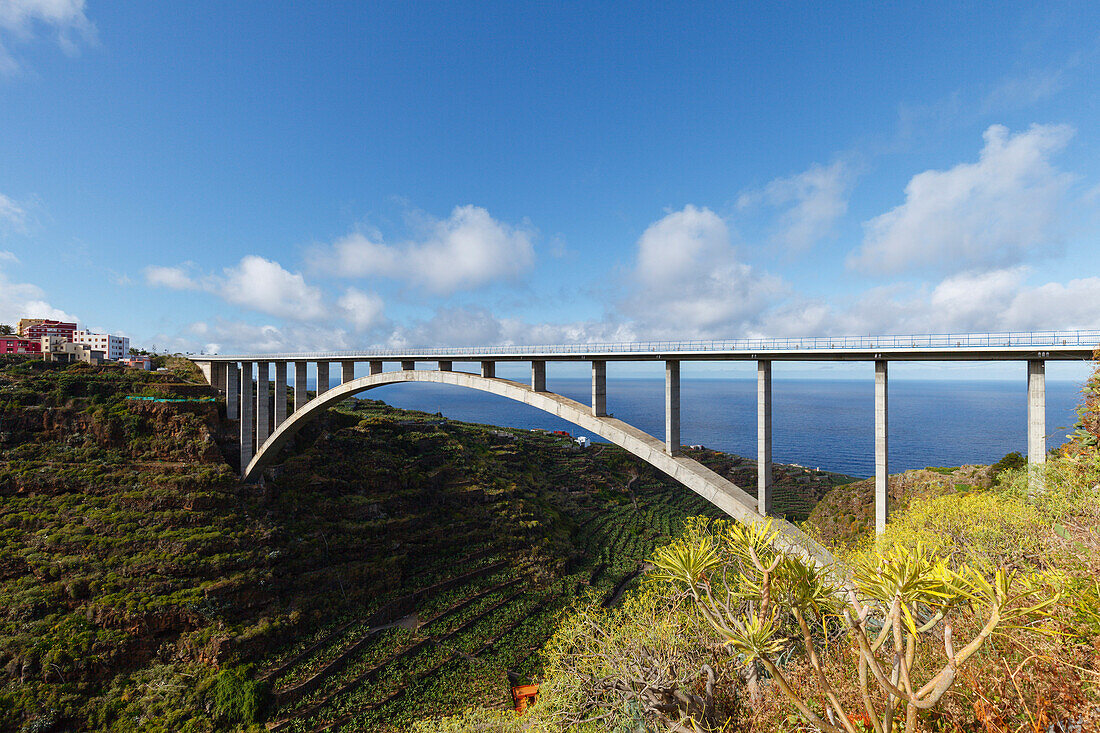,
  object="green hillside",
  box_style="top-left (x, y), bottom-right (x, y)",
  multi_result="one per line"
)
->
top-left (0, 357), bottom-right (851, 732)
